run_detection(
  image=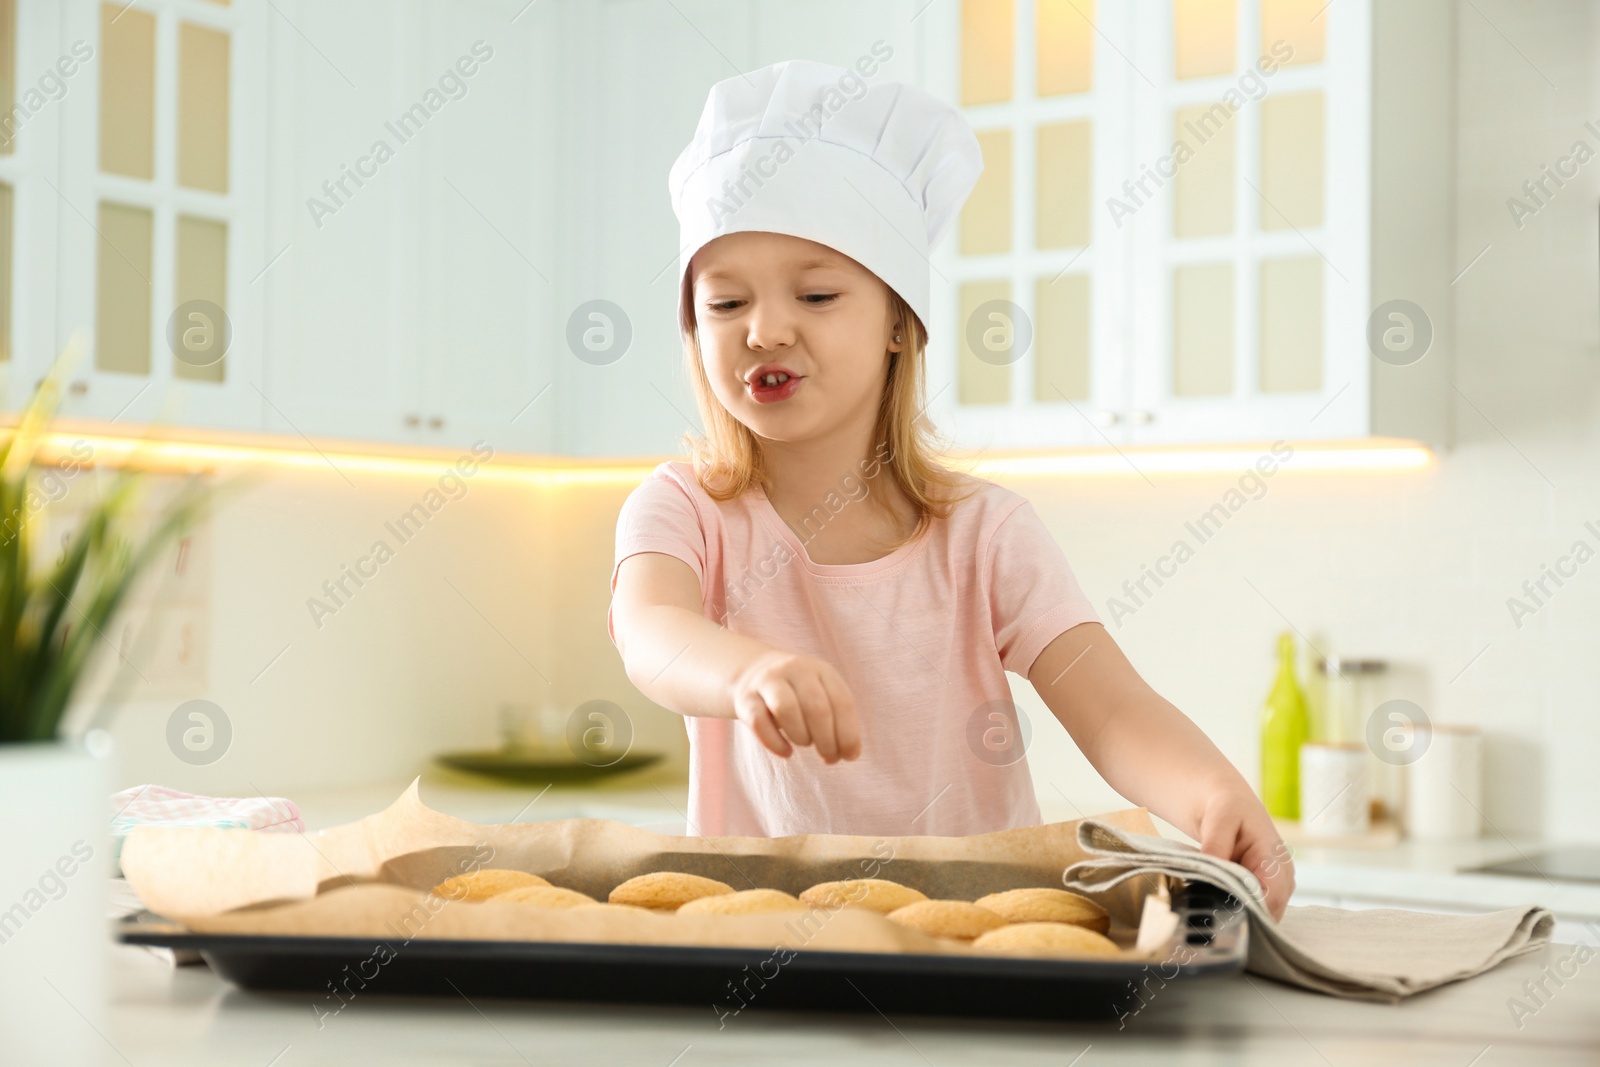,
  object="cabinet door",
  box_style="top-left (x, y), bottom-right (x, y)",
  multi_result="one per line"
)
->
top-left (413, 0), bottom-right (557, 455)
top-left (551, 0), bottom-right (753, 458)
top-left (55, 0), bottom-right (266, 429)
top-left (924, 0), bottom-right (1134, 452)
top-left (750, 0), bottom-right (918, 68)
top-left (0, 0), bottom-right (63, 414)
top-left (1124, 0), bottom-right (1369, 443)
top-left (259, 0), bottom-right (424, 444)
